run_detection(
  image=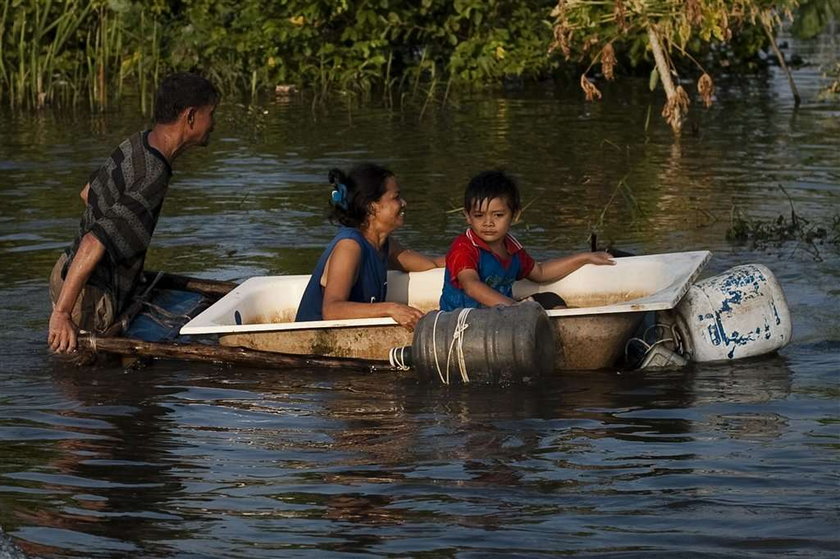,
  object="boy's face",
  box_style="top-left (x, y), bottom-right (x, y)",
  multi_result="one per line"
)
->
top-left (464, 197), bottom-right (515, 245)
